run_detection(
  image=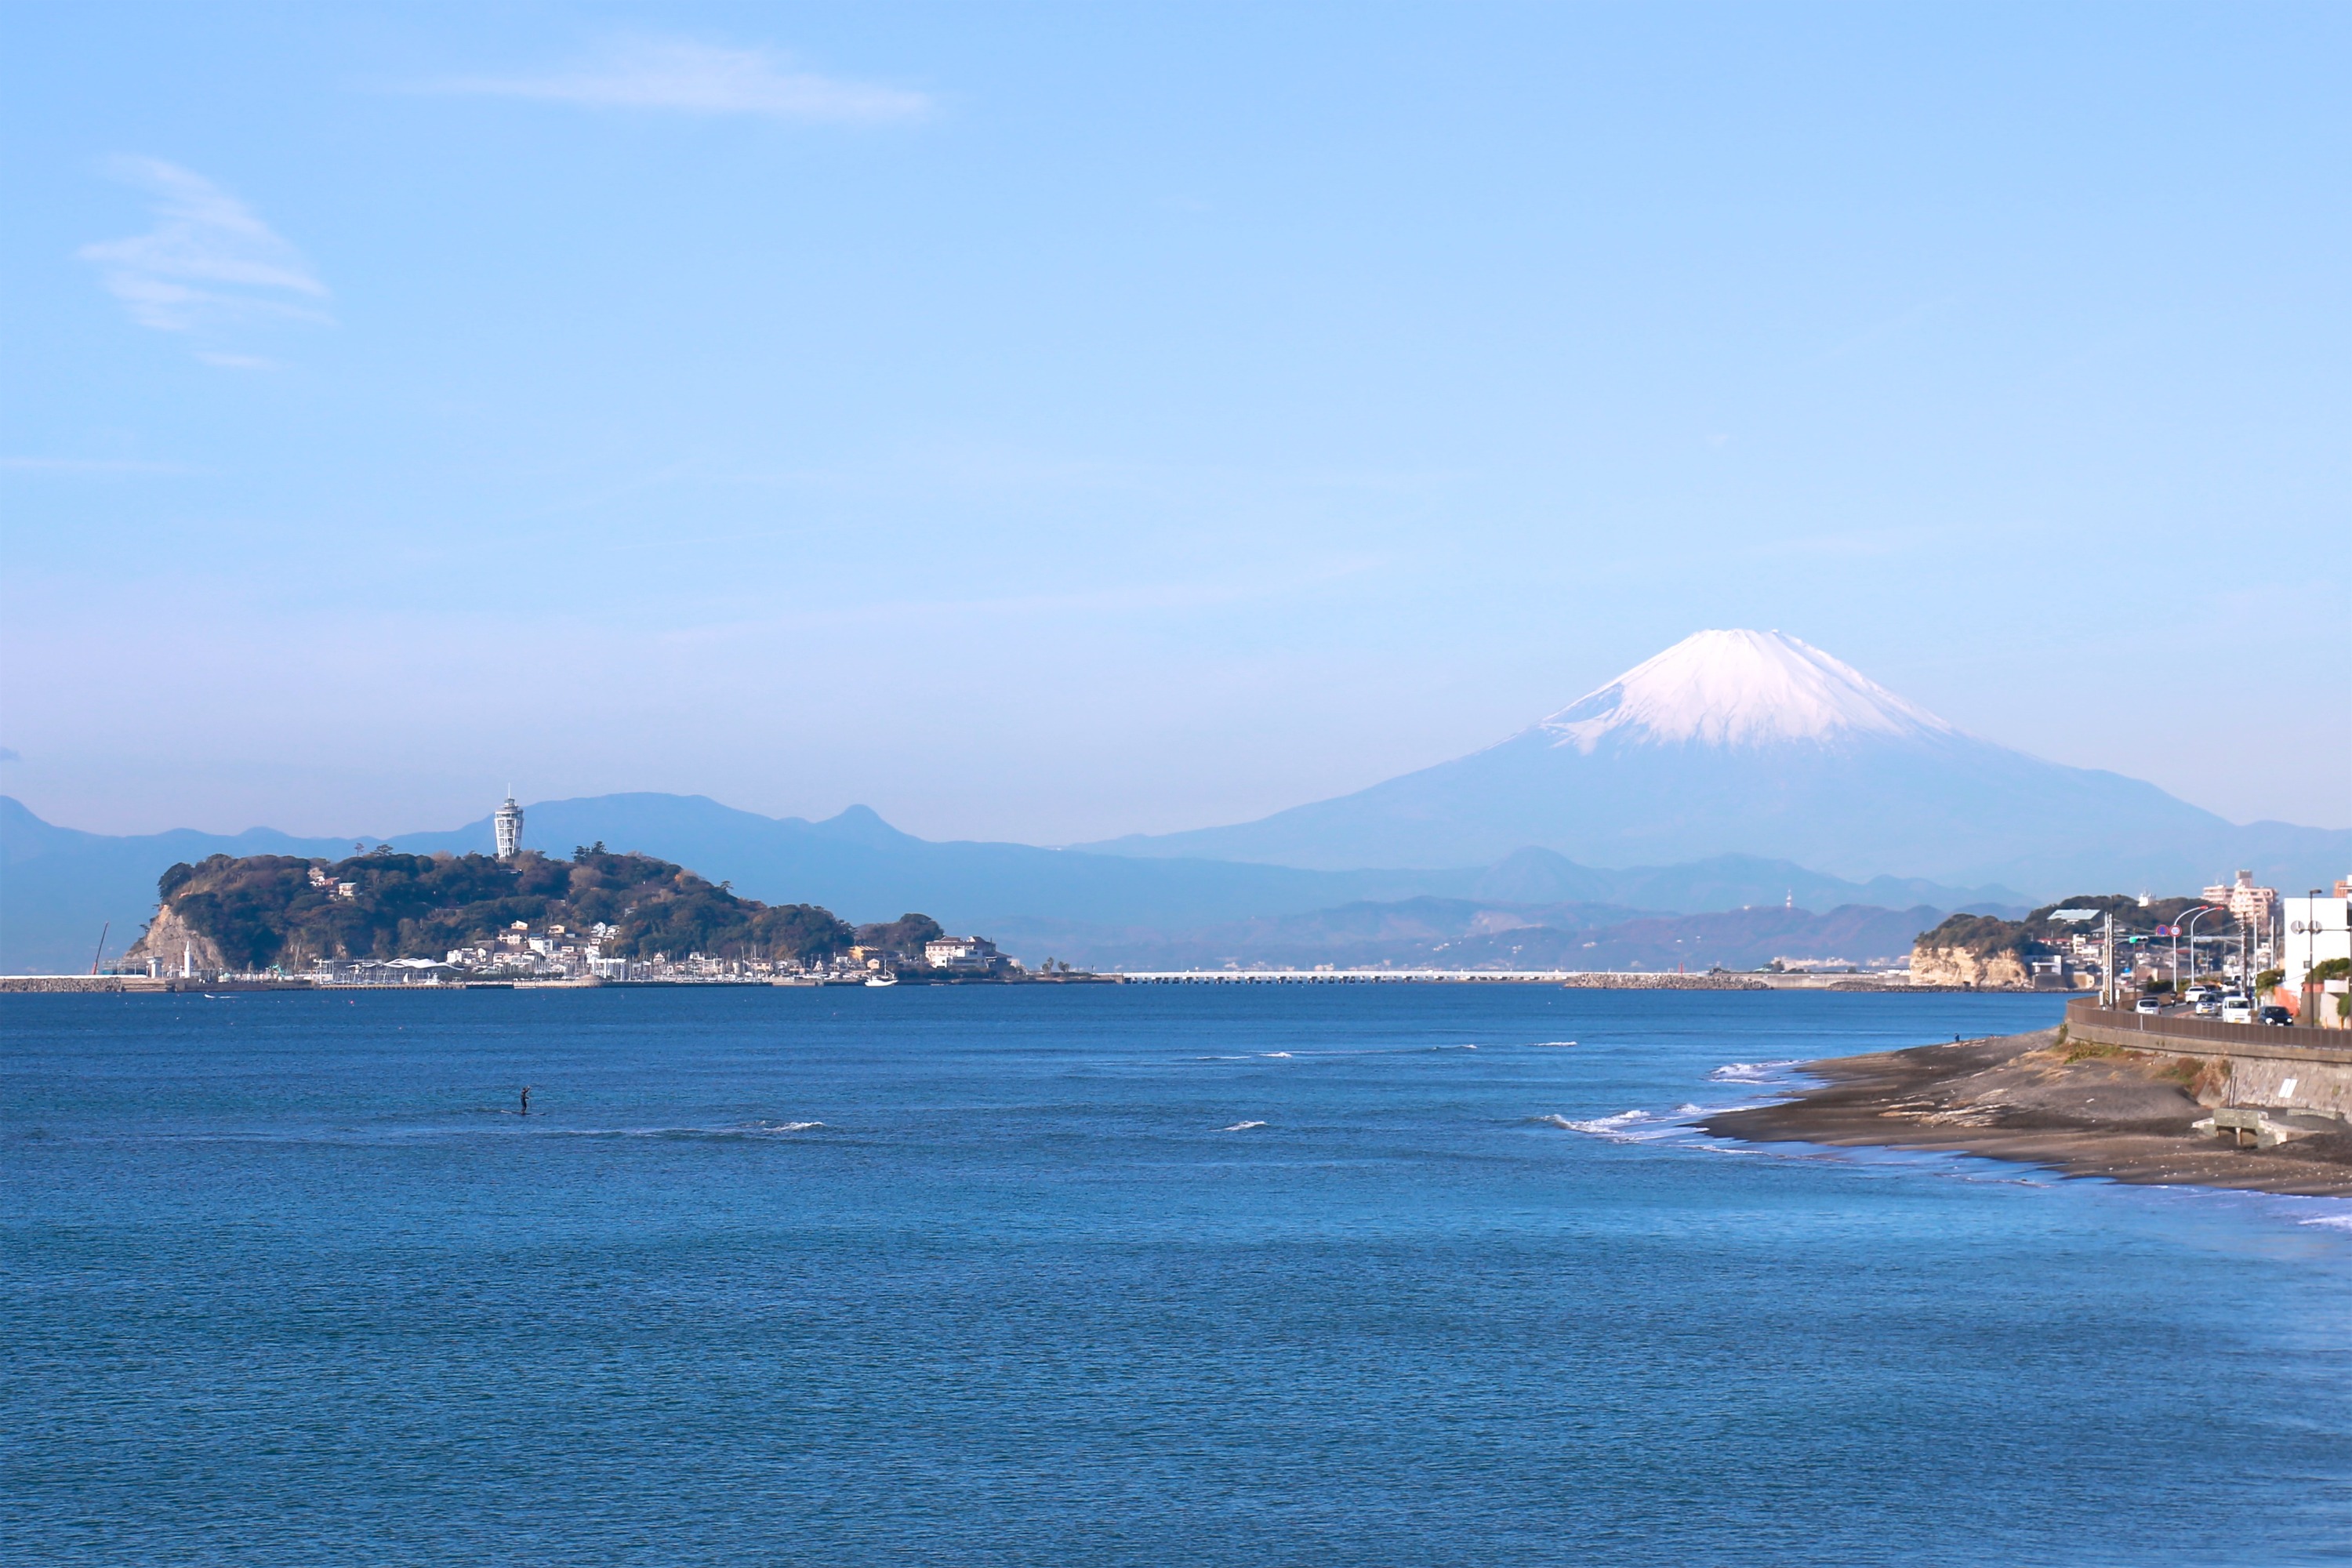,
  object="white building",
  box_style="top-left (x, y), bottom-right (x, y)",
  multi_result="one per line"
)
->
top-left (2281, 889), bottom-right (2350, 990)
top-left (494, 793), bottom-right (524, 860)
top-left (925, 935), bottom-right (1001, 972)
